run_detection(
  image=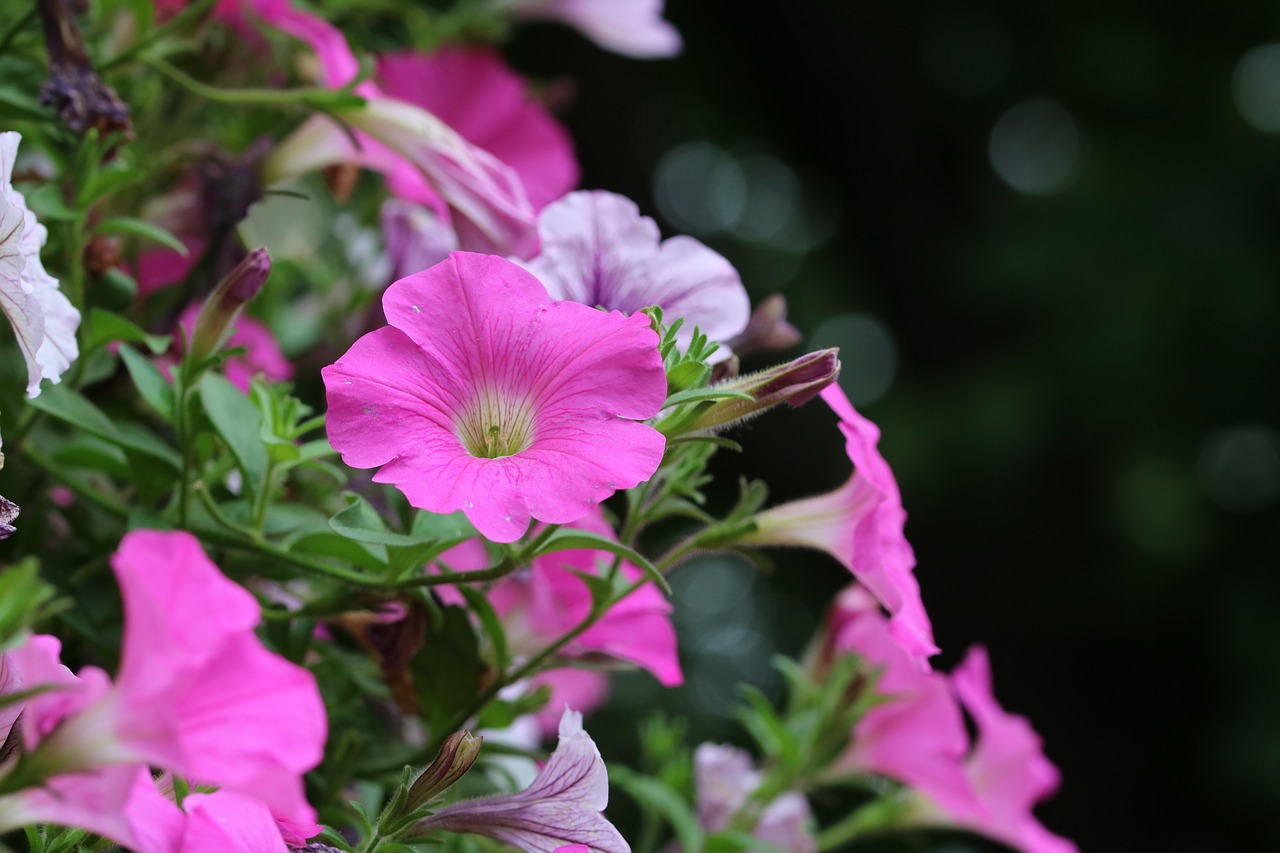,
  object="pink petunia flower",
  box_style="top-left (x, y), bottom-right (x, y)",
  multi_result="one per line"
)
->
top-left (375, 48), bottom-right (579, 215)
top-left (0, 131), bottom-right (79, 398)
top-left (258, 11), bottom-right (570, 257)
top-left (936, 647), bottom-right (1077, 853)
top-left (694, 743), bottom-right (816, 853)
top-left (741, 385), bottom-right (937, 662)
top-left (22, 530), bottom-right (327, 835)
top-left (415, 708), bottom-right (628, 853)
top-left (494, 0), bottom-right (682, 58)
top-left (323, 252), bottom-right (667, 543)
top-left (824, 586), bottom-right (976, 817)
top-left (521, 191), bottom-right (749, 359)
top-left (179, 791), bottom-right (291, 853)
